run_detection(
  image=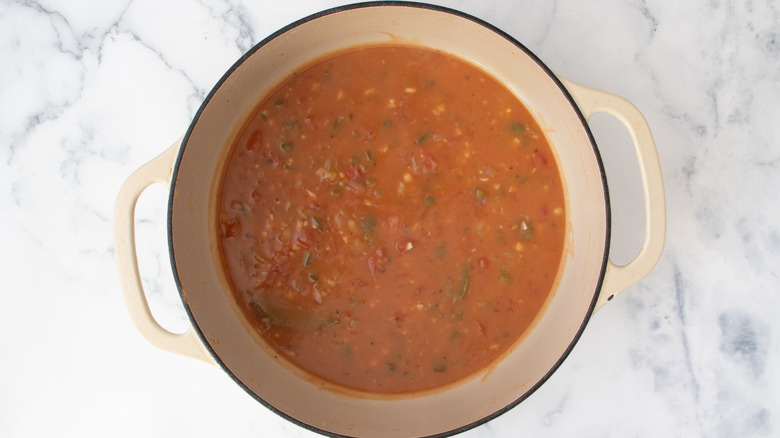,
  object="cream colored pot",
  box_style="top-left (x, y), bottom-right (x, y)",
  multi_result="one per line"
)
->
top-left (115, 3), bottom-right (666, 437)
